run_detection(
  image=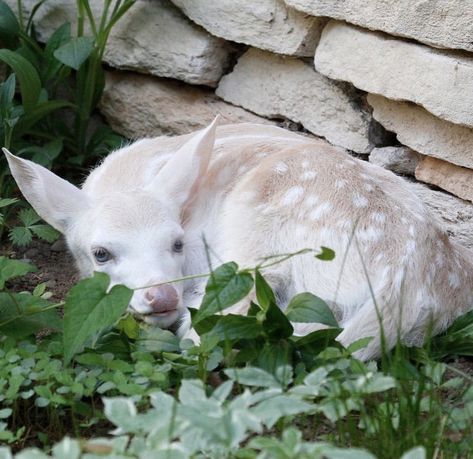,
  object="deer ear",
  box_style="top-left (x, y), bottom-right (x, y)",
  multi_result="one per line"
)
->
top-left (153, 116), bottom-right (219, 209)
top-left (3, 148), bottom-right (90, 233)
